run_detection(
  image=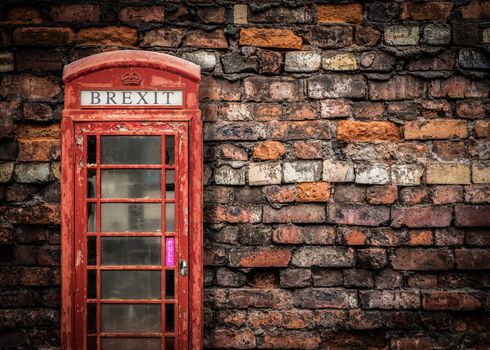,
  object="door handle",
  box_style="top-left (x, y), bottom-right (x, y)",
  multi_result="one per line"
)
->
top-left (179, 260), bottom-right (188, 276)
